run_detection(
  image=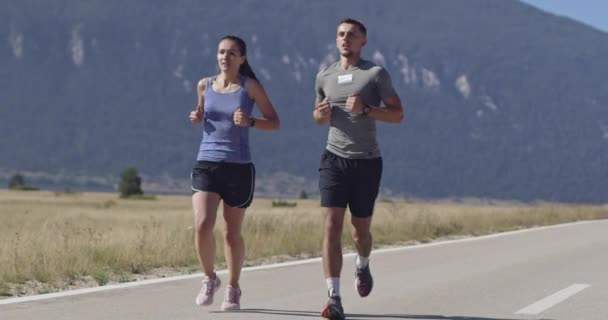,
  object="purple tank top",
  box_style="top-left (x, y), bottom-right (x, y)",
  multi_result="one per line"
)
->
top-left (197, 75), bottom-right (255, 163)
